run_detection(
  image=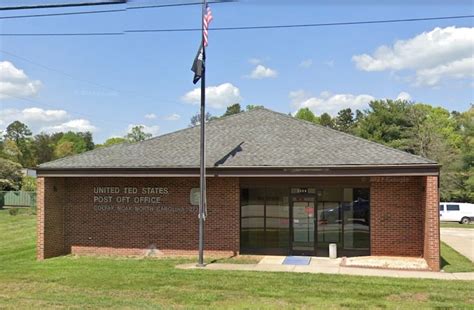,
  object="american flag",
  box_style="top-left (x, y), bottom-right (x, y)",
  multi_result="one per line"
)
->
top-left (203, 3), bottom-right (213, 47)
